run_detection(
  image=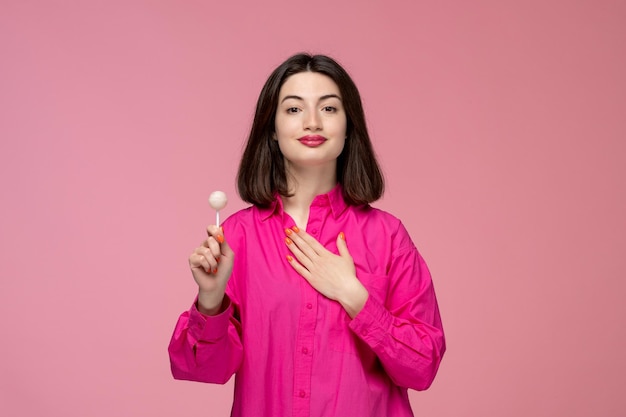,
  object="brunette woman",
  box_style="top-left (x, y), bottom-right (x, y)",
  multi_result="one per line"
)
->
top-left (169, 53), bottom-right (445, 417)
